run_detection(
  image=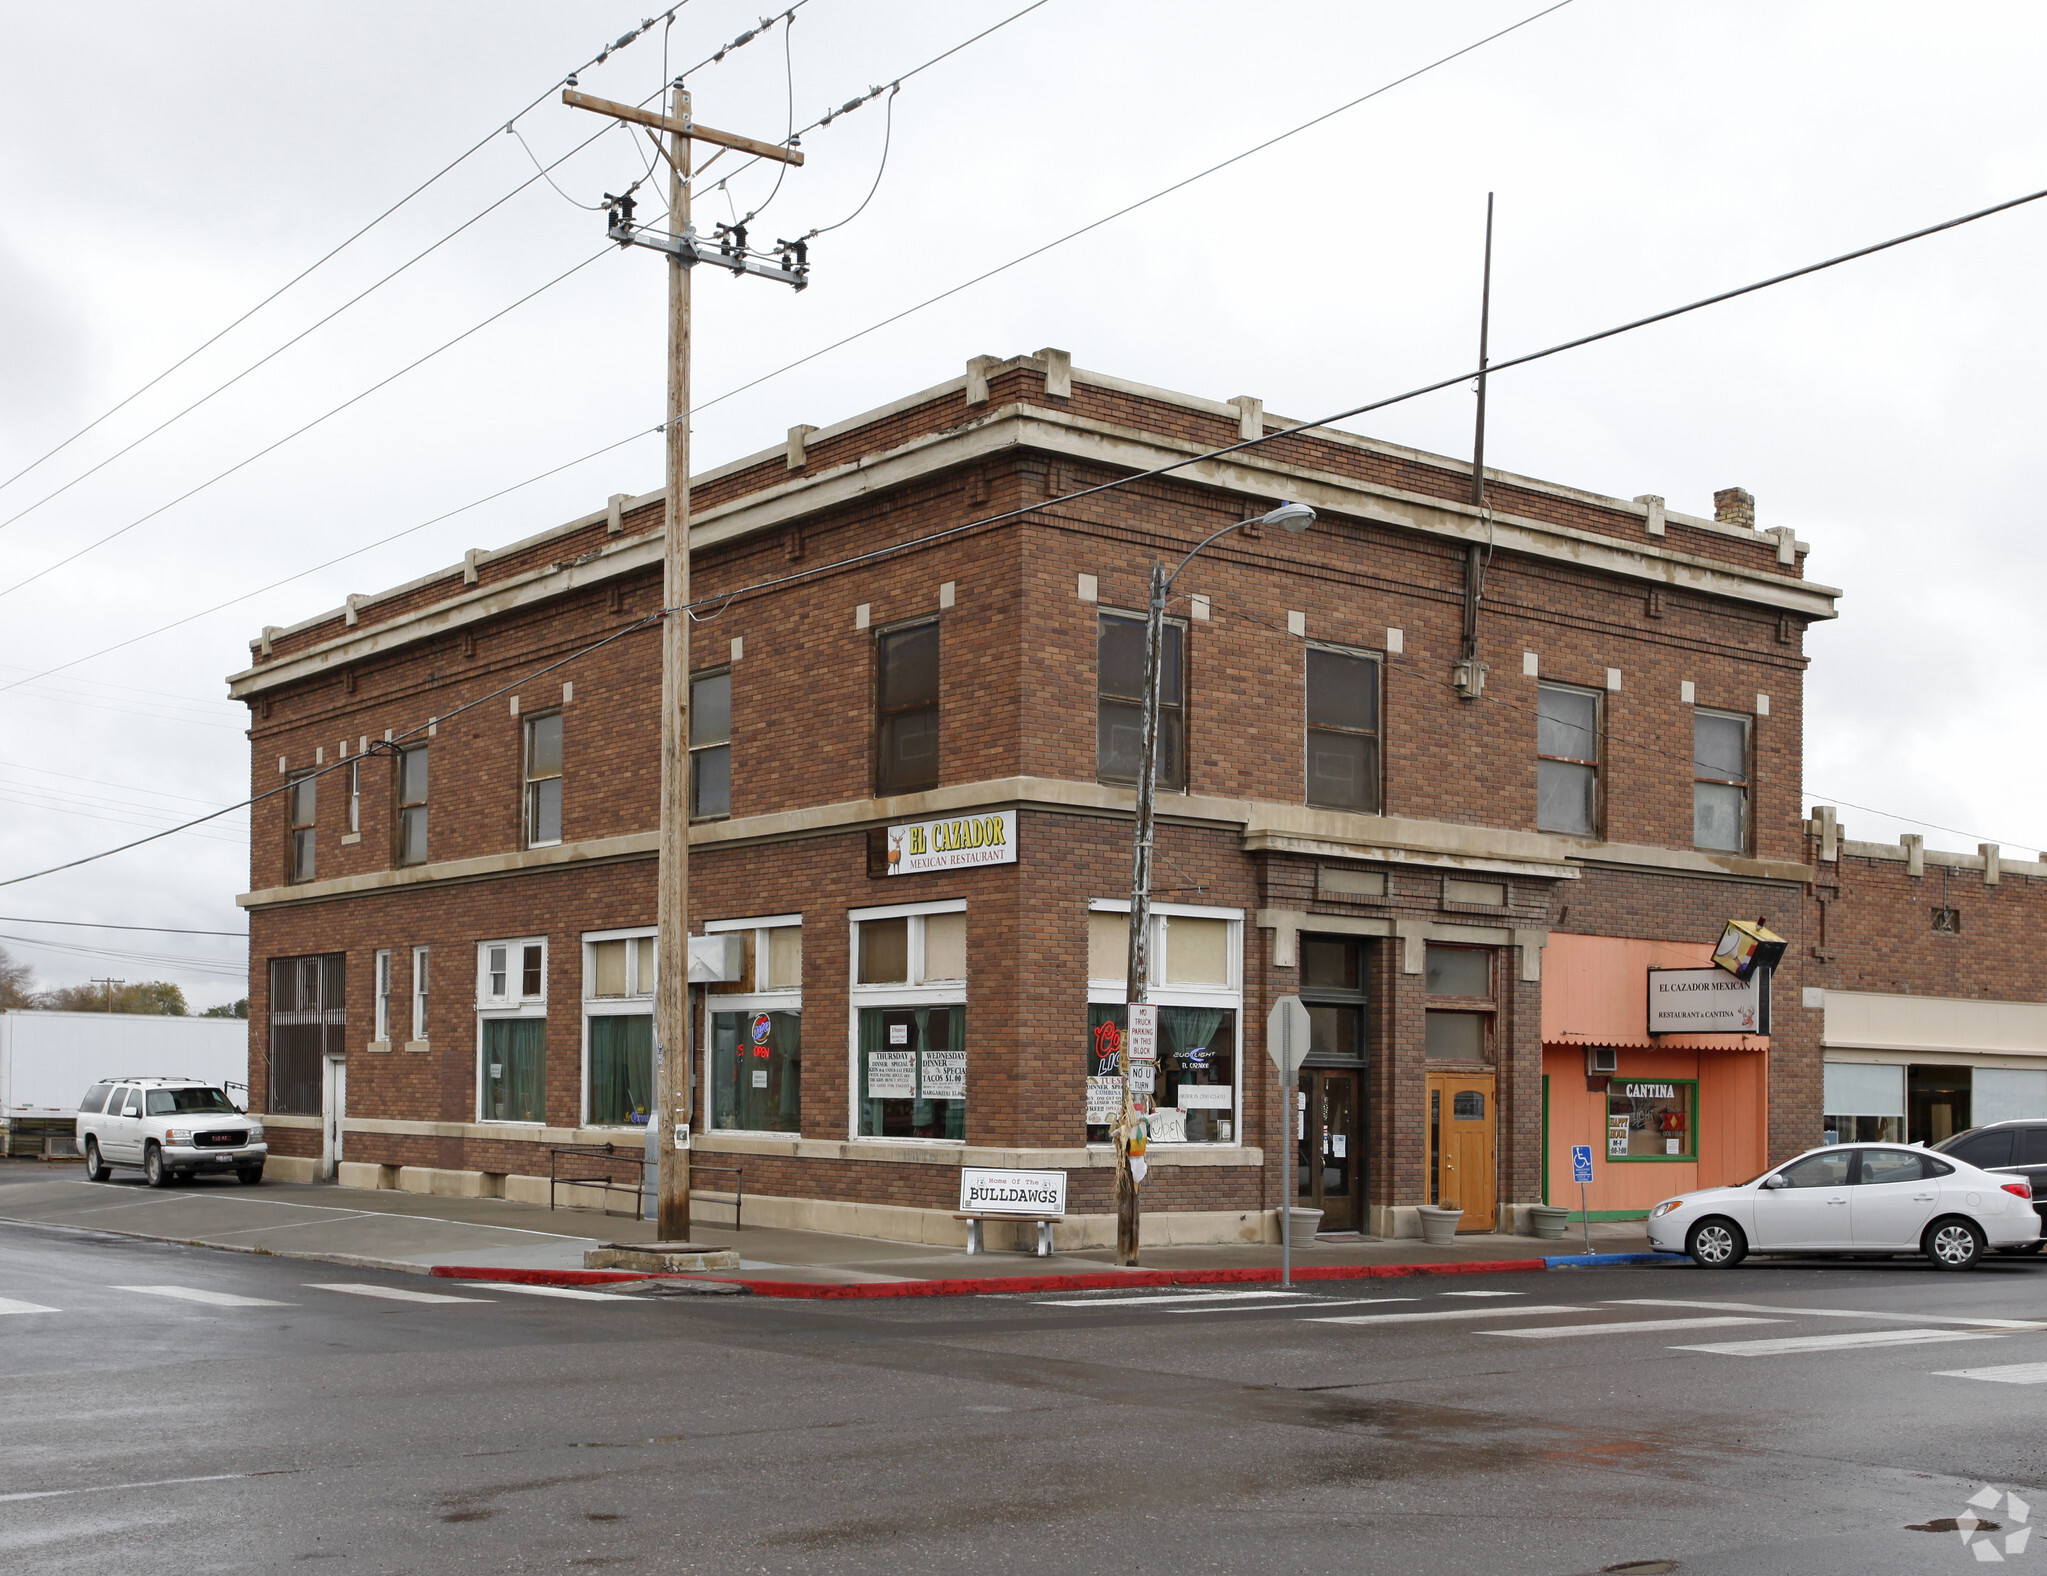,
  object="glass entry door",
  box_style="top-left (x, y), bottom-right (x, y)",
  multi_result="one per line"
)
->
top-left (1296, 1068), bottom-right (1363, 1231)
